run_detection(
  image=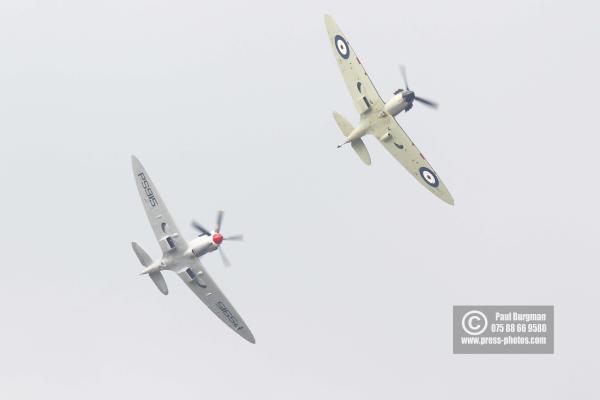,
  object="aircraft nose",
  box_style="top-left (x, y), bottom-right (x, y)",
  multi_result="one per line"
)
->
top-left (212, 233), bottom-right (224, 245)
top-left (403, 91), bottom-right (415, 102)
